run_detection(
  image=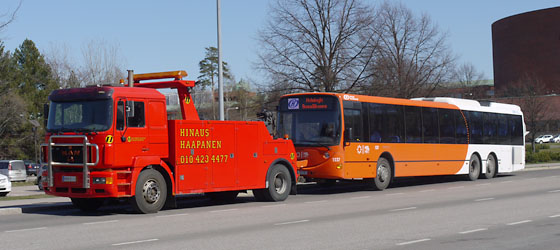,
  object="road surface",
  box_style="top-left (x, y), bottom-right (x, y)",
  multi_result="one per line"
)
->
top-left (0, 168), bottom-right (559, 250)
